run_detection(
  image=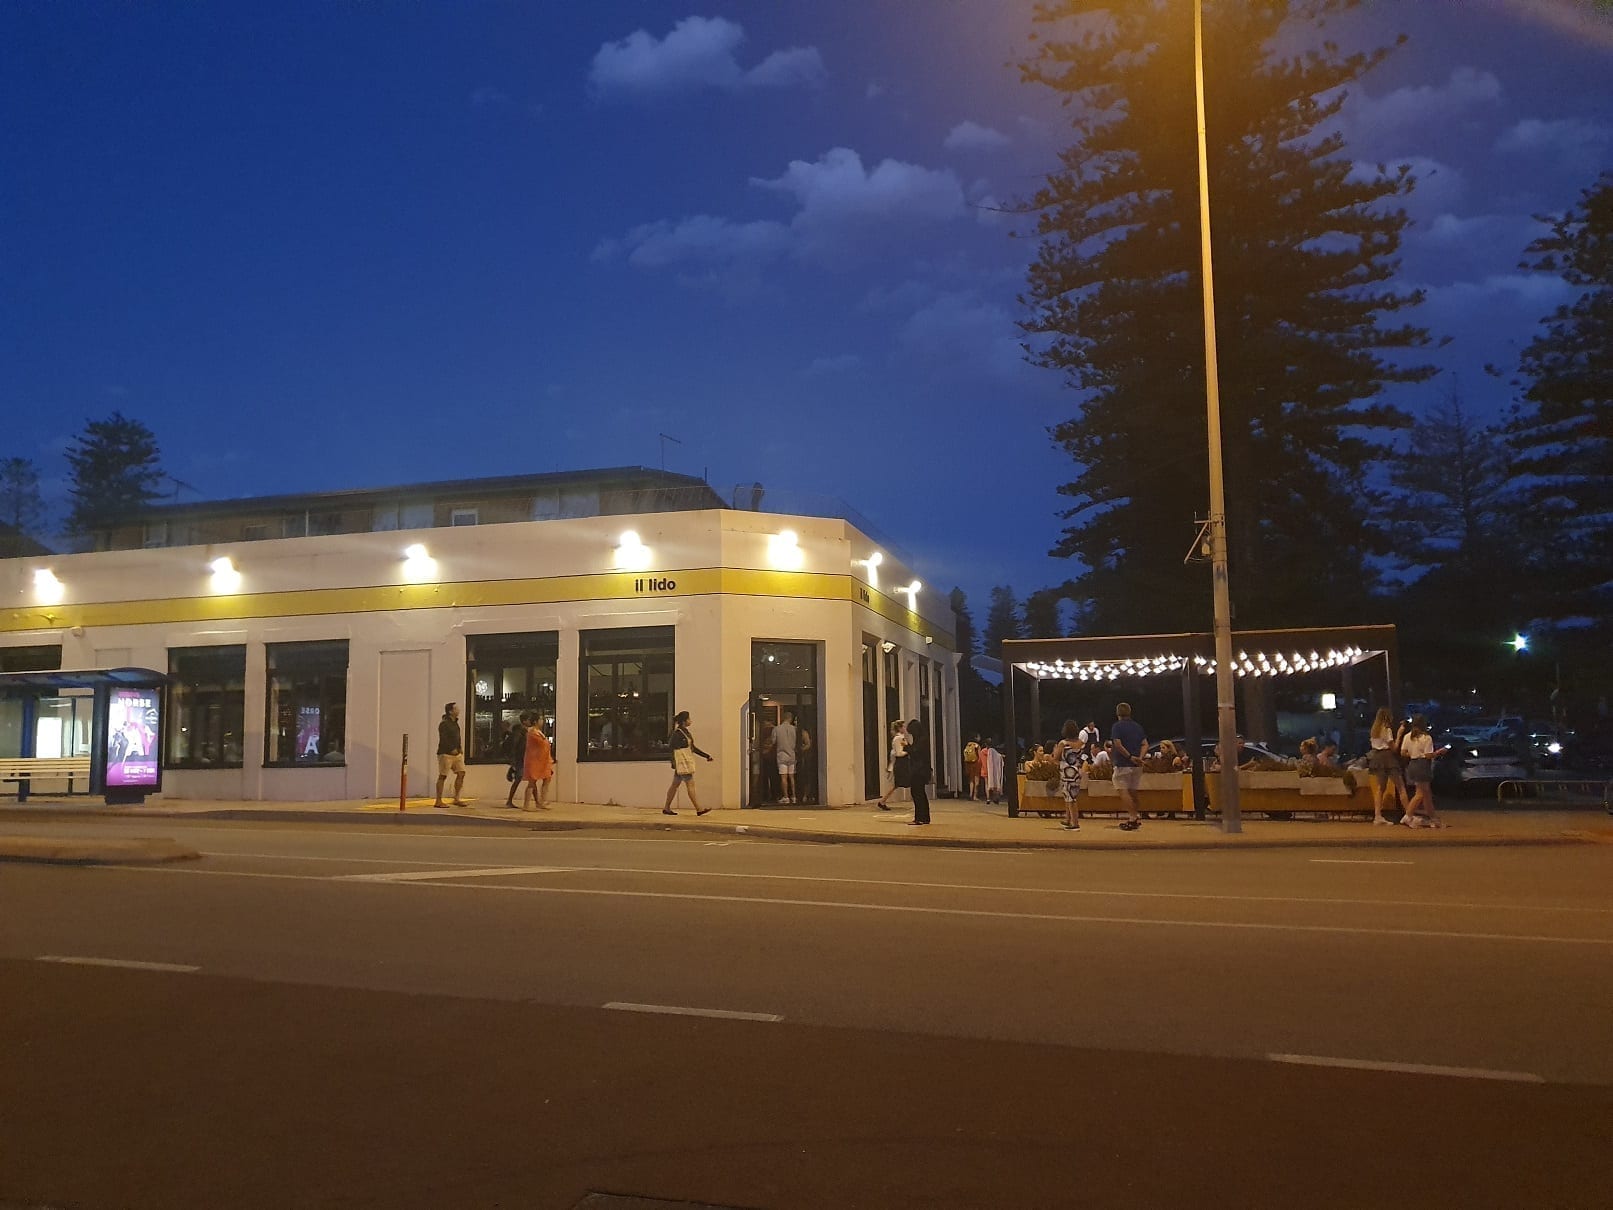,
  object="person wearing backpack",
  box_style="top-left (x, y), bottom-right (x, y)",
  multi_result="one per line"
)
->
top-left (963, 736), bottom-right (982, 800)
top-left (503, 711), bottom-right (532, 809)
